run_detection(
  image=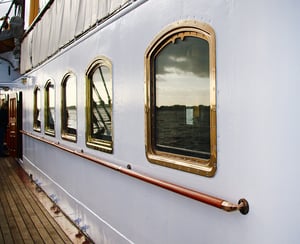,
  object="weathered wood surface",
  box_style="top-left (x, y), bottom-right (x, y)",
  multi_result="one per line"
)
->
top-left (0, 157), bottom-right (91, 243)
